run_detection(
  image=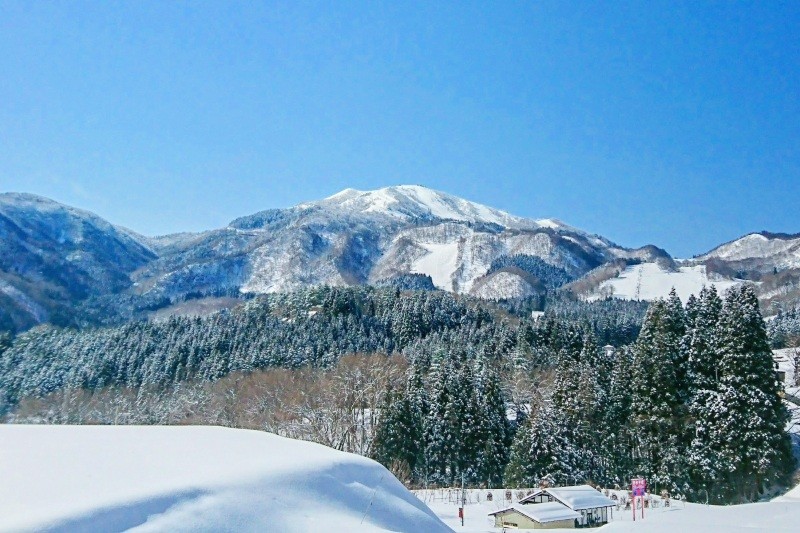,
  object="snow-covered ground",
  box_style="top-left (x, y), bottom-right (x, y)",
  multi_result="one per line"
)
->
top-left (593, 263), bottom-right (742, 302)
top-left (0, 425), bottom-right (451, 533)
top-left (412, 241), bottom-right (461, 291)
top-left (419, 486), bottom-right (800, 533)
top-left (599, 499), bottom-right (800, 532)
